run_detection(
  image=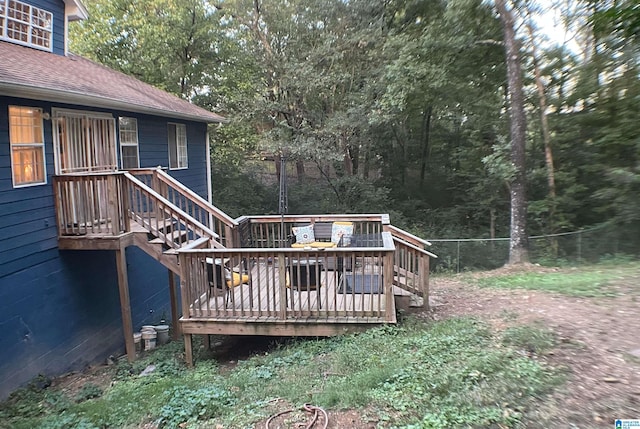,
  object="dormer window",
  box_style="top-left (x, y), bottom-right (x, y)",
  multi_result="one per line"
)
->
top-left (0, 0), bottom-right (53, 52)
